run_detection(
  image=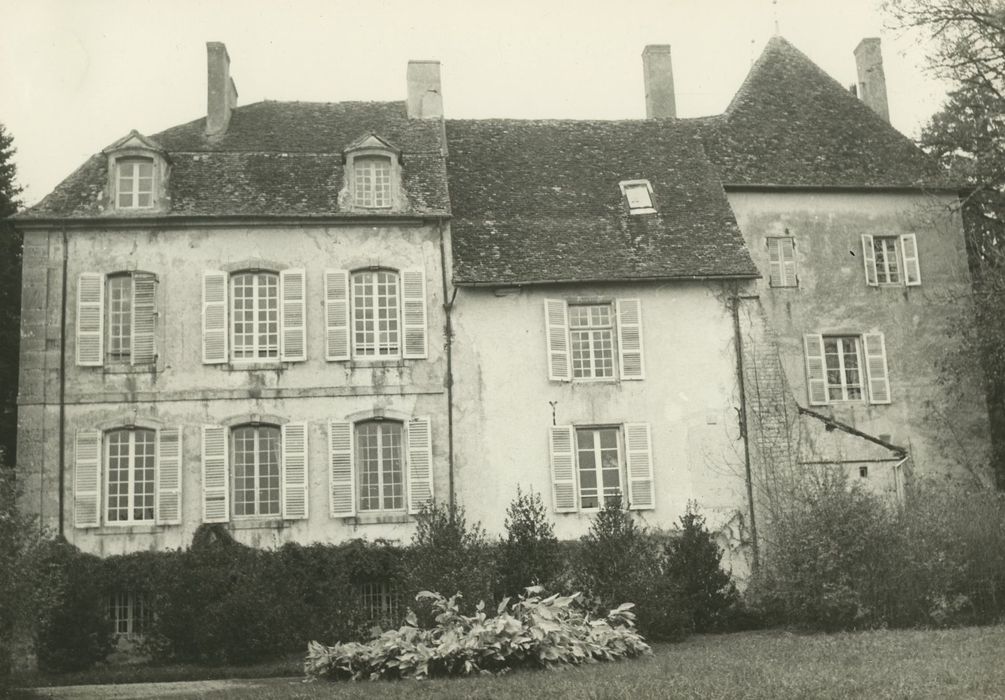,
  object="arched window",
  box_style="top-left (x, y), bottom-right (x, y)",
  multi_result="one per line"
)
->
top-left (106, 428), bottom-right (156, 523)
top-left (116, 157), bottom-right (156, 209)
top-left (231, 424), bottom-right (282, 517)
top-left (356, 420), bottom-right (404, 512)
top-left (230, 271), bottom-right (280, 360)
top-left (351, 269), bottom-right (400, 357)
